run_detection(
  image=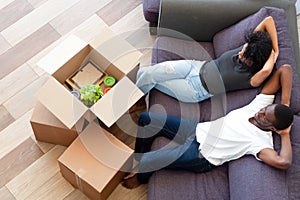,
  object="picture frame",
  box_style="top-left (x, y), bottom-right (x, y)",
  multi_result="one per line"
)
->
top-left (65, 61), bottom-right (107, 91)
